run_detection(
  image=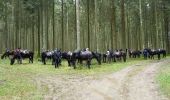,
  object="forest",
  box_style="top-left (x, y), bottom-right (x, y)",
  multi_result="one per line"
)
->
top-left (0, 0), bottom-right (170, 56)
top-left (1, 0), bottom-right (170, 99)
